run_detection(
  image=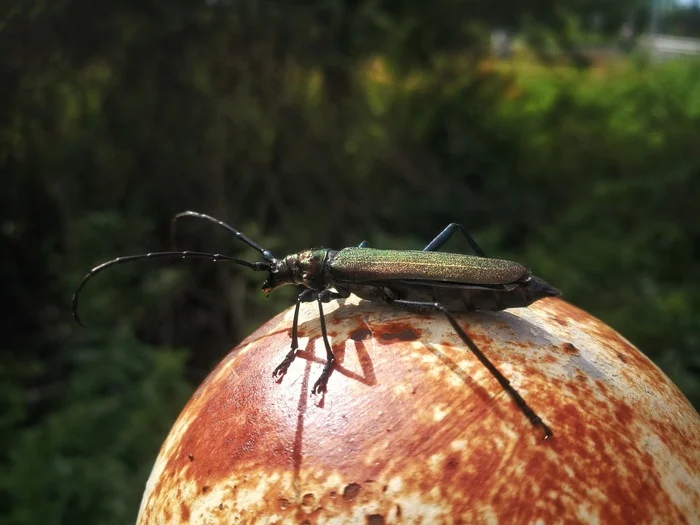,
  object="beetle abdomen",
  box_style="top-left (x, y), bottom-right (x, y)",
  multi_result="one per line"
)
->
top-left (328, 248), bottom-right (528, 285)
